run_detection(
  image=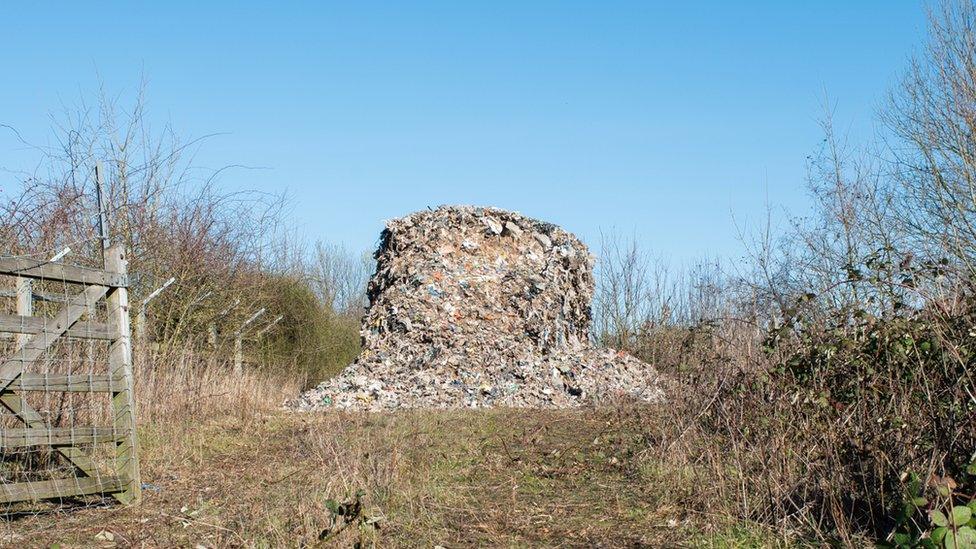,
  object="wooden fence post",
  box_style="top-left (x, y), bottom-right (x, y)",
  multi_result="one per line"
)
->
top-left (14, 277), bottom-right (32, 350)
top-left (233, 308), bottom-right (266, 374)
top-left (209, 297), bottom-right (240, 349)
top-left (94, 161), bottom-right (111, 255)
top-left (136, 276), bottom-right (175, 343)
top-left (104, 243), bottom-right (142, 505)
